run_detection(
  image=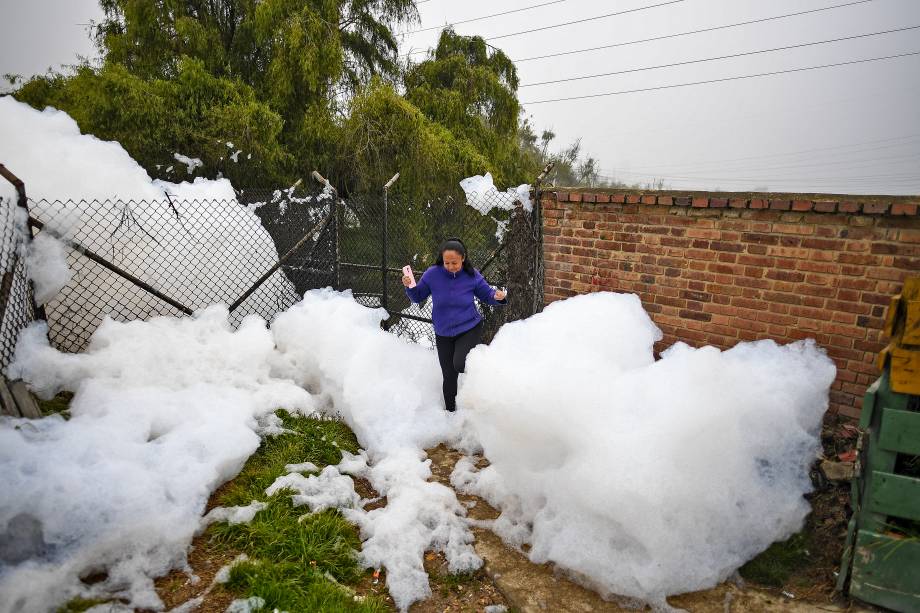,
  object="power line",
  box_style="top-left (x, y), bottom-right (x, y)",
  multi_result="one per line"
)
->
top-left (519, 25), bottom-right (920, 88)
top-left (405, 0), bottom-right (565, 35)
top-left (512, 0), bottom-right (877, 63)
top-left (402, 0), bottom-right (685, 55)
top-left (520, 51), bottom-right (920, 105)
top-left (615, 136), bottom-right (920, 172)
top-left (611, 152), bottom-right (920, 177)
top-left (598, 168), bottom-right (920, 183)
top-left (490, 0), bottom-right (685, 41)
